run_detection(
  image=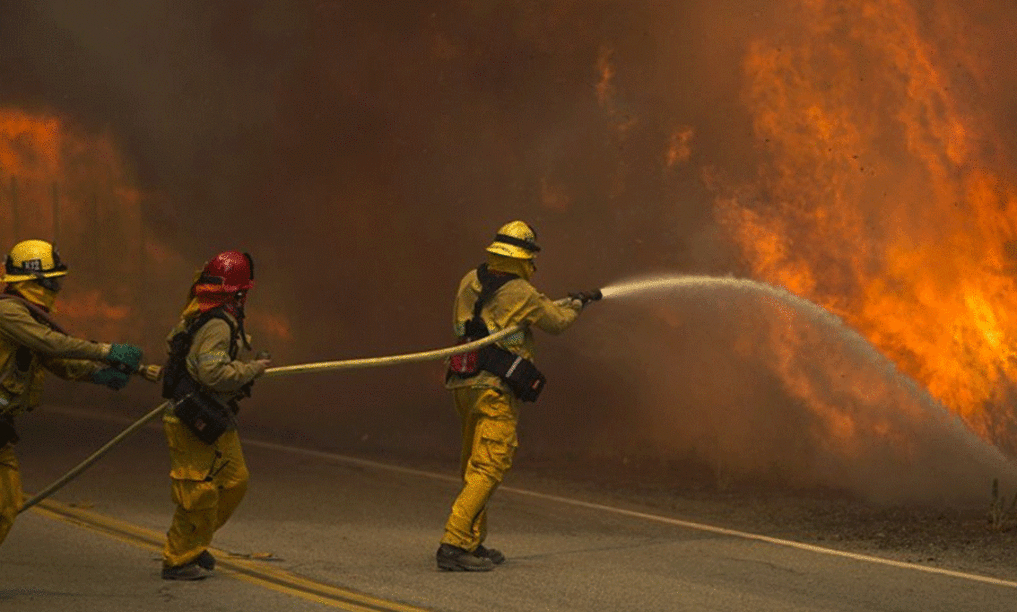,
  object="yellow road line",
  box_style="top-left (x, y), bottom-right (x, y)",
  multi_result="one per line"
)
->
top-left (45, 407), bottom-right (1017, 590)
top-left (28, 498), bottom-right (431, 612)
top-left (246, 439), bottom-right (1017, 590)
